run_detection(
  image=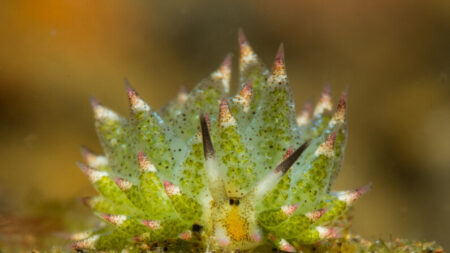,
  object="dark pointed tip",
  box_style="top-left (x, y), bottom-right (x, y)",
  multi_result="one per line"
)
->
top-left (238, 28), bottom-right (247, 45)
top-left (200, 113), bottom-right (207, 126)
top-left (200, 113), bottom-right (215, 159)
top-left (204, 112), bottom-right (210, 125)
top-left (282, 146), bottom-right (294, 160)
top-left (275, 141), bottom-right (310, 174)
